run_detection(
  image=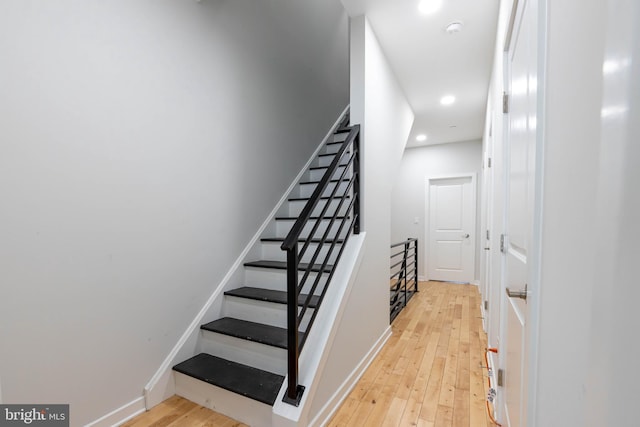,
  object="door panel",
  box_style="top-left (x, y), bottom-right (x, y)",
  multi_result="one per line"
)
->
top-left (427, 176), bottom-right (475, 283)
top-left (503, 0), bottom-right (538, 425)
